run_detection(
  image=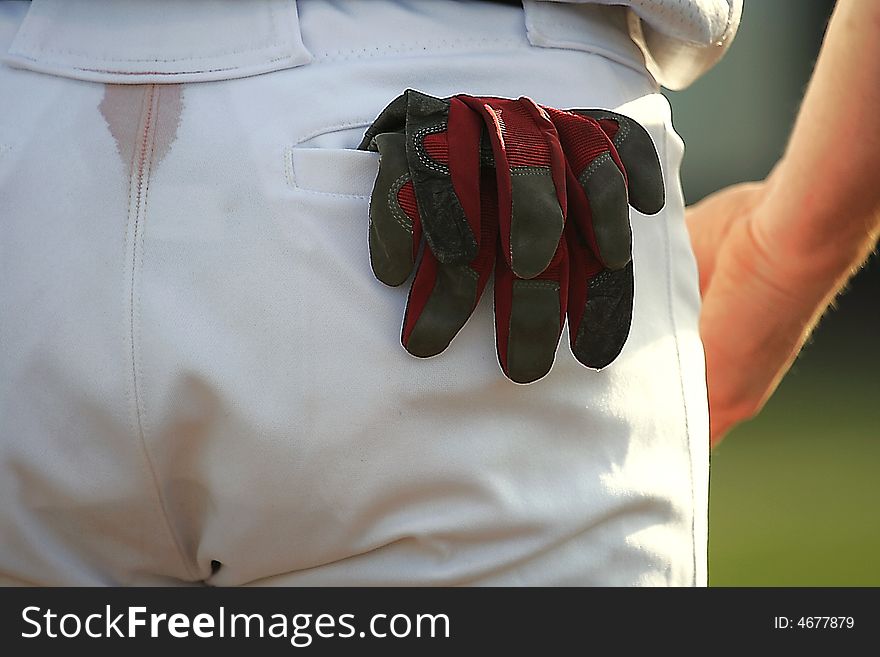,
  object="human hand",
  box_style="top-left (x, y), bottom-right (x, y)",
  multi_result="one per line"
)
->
top-left (687, 0), bottom-right (880, 448)
top-left (686, 177), bottom-right (844, 446)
